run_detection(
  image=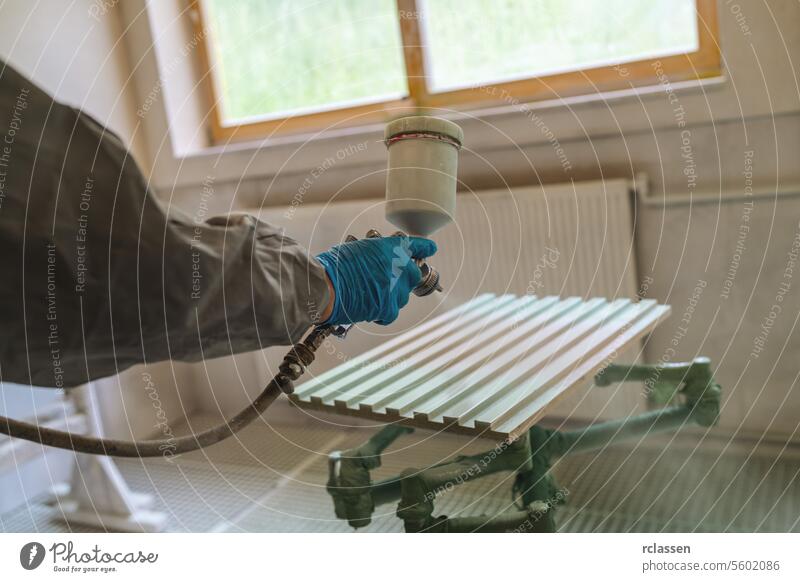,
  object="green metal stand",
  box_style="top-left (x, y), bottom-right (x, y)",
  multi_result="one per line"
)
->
top-left (326, 358), bottom-right (721, 532)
